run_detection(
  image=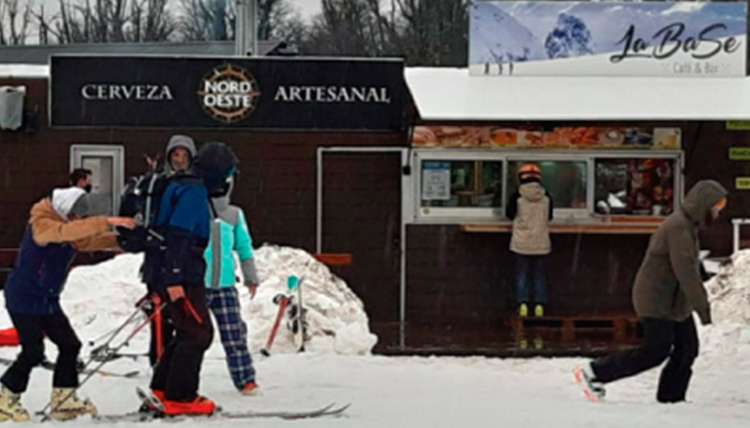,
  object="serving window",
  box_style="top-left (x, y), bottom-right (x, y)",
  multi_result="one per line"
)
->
top-left (417, 152), bottom-right (505, 219)
top-left (413, 149), bottom-right (683, 223)
top-left (507, 160), bottom-right (589, 210)
top-left (595, 157), bottom-right (678, 216)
